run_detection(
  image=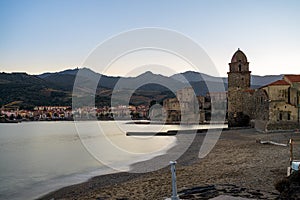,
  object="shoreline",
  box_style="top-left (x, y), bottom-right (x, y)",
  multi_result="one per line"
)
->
top-left (37, 128), bottom-right (293, 199)
top-left (0, 118), bottom-right (228, 126)
top-left (37, 130), bottom-right (208, 200)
